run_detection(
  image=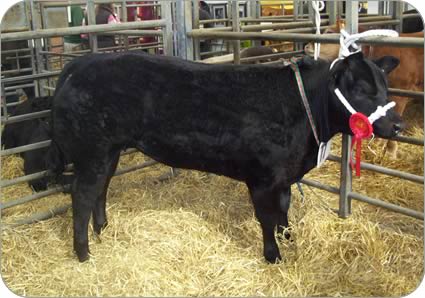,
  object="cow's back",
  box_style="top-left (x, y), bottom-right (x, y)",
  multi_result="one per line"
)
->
top-left (52, 52), bottom-right (312, 181)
